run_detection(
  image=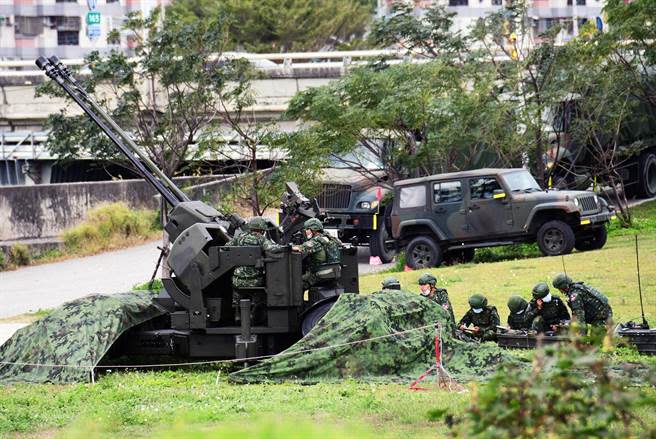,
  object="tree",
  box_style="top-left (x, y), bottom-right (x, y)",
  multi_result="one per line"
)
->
top-left (167, 0), bottom-right (374, 53)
